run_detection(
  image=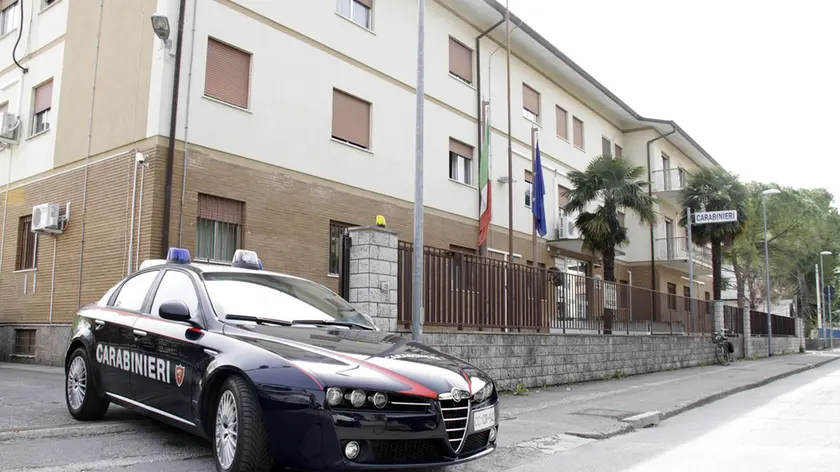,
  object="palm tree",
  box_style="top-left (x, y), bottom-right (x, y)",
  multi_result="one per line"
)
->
top-left (679, 167), bottom-right (748, 301)
top-left (564, 155), bottom-right (658, 283)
